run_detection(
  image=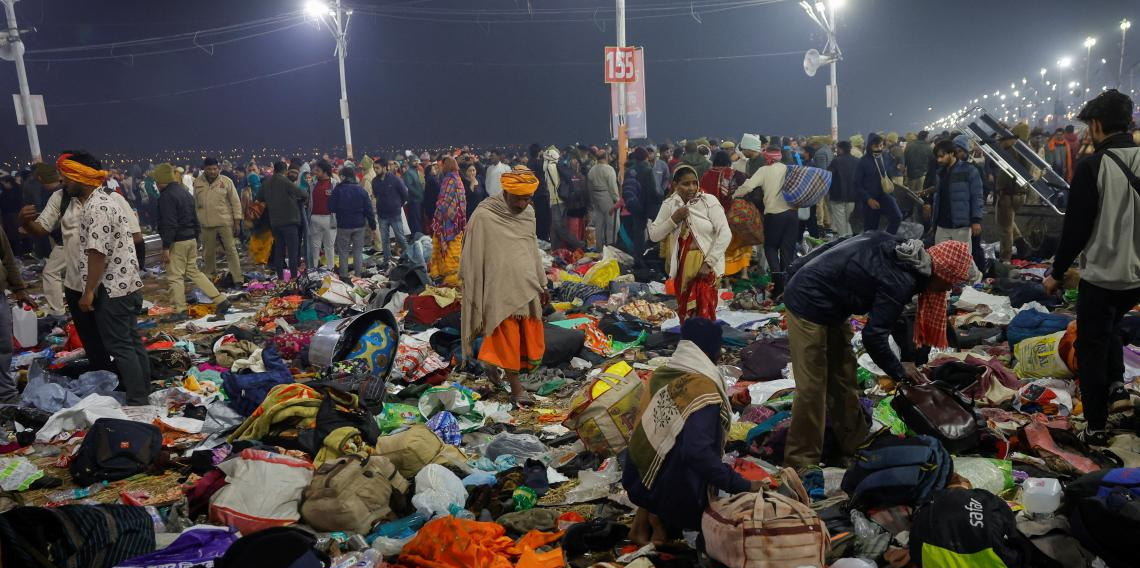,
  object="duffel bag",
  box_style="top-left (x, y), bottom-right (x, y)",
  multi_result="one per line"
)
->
top-left (739, 337), bottom-right (791, 382)
top-left (780, 165), bottom-right (832, 208)
top-left (702, 485), bottom-right (829, 568)
top-left (891, 381), bottom-right (981, 453)
top-left (562, 372), bottom-right (644, 458)
top-left (70, 418), bottom-right (163, 486)
top-left (300, 454), bottom-right (409, 534)
top-left (910, 488), bottom-right (1060, 568)
top-left (841, 433), bottom-right (952, 510)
